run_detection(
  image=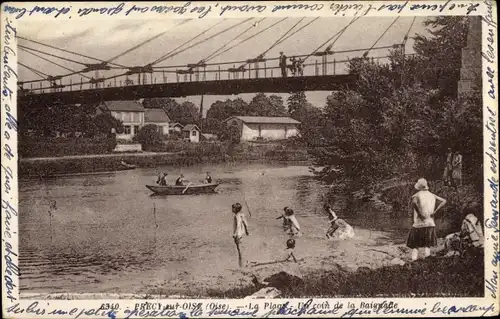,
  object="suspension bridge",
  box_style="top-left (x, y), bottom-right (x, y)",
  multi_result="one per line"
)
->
top-left (17, 16), bottom-right (417, 106)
